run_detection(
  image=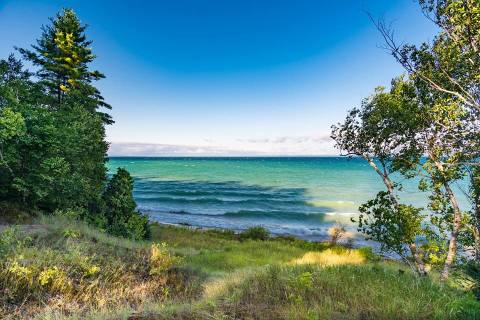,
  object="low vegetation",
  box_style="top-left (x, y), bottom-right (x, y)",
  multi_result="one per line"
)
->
top-left (0, 216), bottom-right (196, 319)
top-left (178, 264), bottom-right (479, 320)
top-left (1, 217), bottom-right (479, 319)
